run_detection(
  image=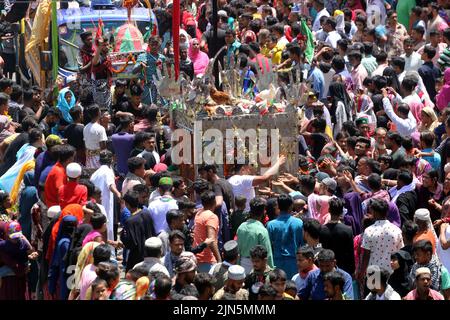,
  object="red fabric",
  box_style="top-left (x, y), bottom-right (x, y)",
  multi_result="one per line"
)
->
top-left (58, 181), bottom-right (88, 210)
top-left (251, 54), bottom-right (271, 74)
top-left (285, 26), bottom-right (293, 42)
top-left (44, 162), bottom-right (67, 208)
top-left (46, 204), bottom-right (84, 262)
top-left (96, 18), bottom-right (104, 40)
top-left (173, 0), bottom-right (181, 80)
